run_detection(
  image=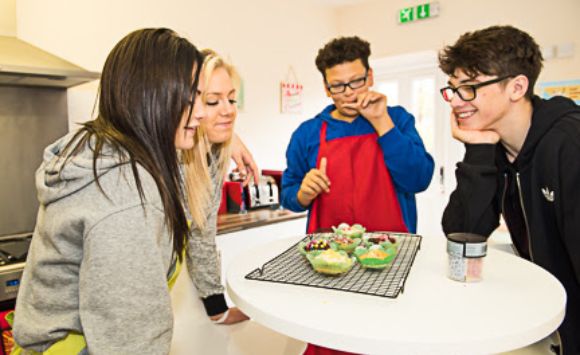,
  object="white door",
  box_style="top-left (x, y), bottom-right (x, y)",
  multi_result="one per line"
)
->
top-left (371, 52), bottom-right (464, 237)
